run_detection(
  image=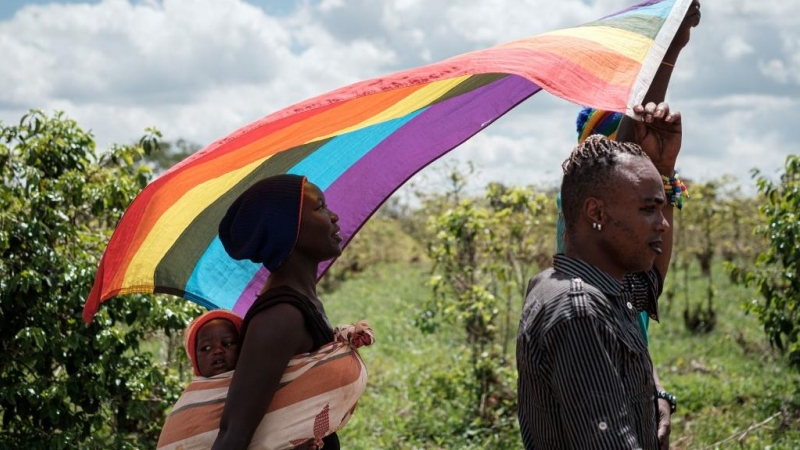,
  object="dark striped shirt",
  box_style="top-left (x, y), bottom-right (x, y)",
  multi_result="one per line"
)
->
top-left (517, 255), bottom-right (662, 450)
